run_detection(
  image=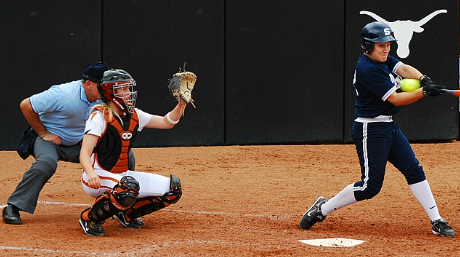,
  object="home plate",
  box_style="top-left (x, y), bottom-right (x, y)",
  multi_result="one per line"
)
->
top-left (299, 238), bottom-right (365, 247)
